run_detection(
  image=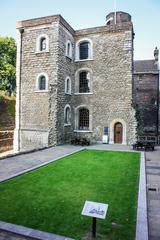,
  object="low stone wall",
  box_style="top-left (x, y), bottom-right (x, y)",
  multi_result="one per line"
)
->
top-left (0, 131), bottom-right (13, 153)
